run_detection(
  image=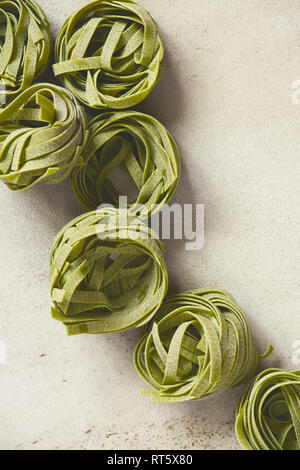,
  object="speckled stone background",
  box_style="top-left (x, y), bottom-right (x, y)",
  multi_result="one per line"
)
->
top-left (0, 0), bottom-right (299, 450)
